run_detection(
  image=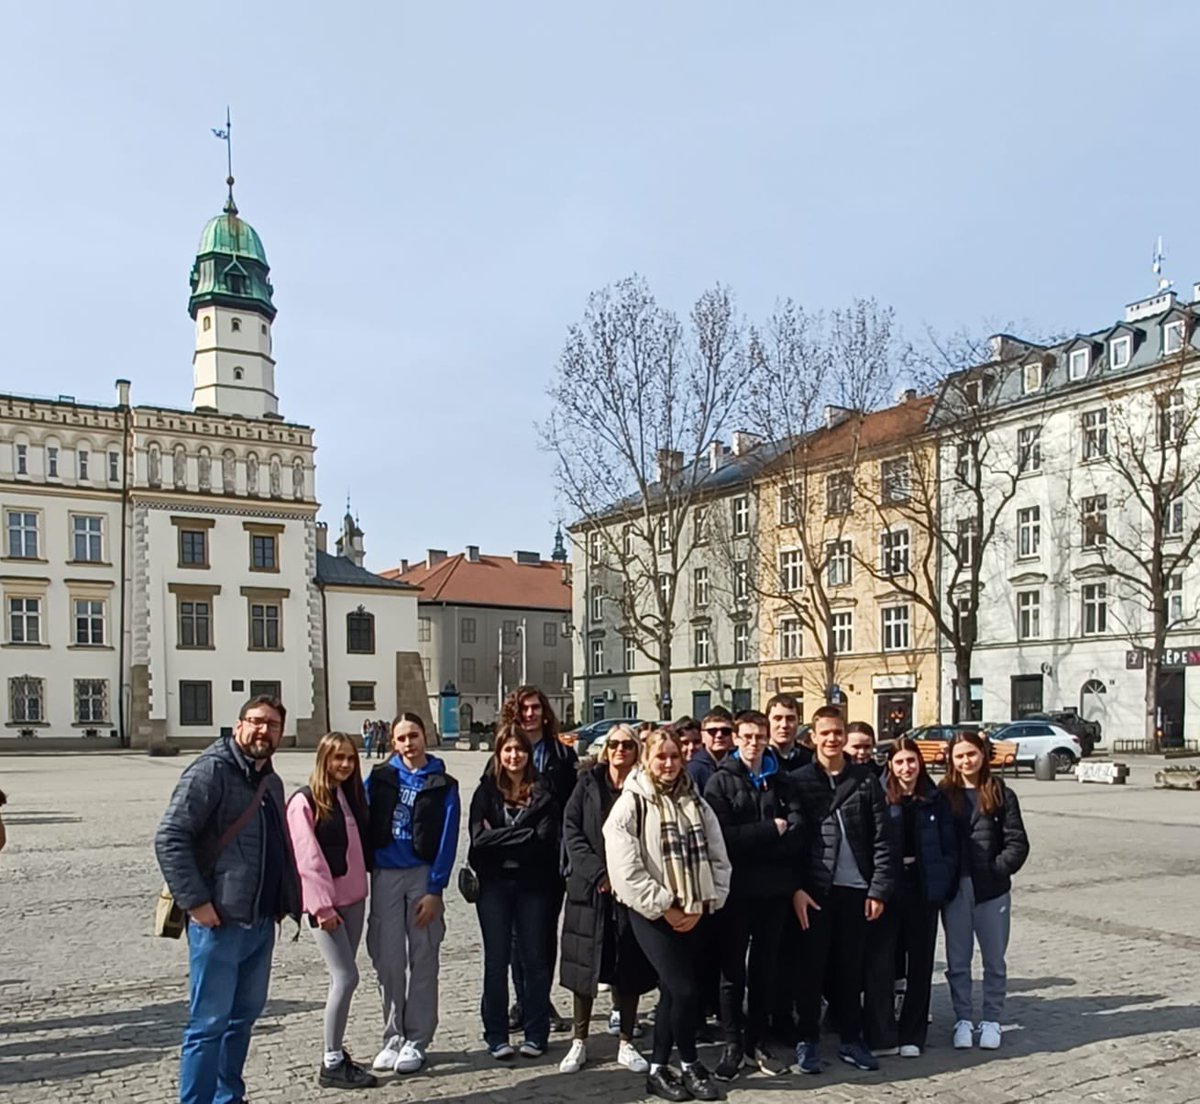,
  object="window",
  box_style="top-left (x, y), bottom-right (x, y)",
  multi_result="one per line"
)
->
top-left (1159, 390), bottom-right (1185, 446)
top-left (588, 531), bottom-right (600, 566)
top-left (1166, 494), bottom-right (1184, 537)
top-left (957, 517), bottom-right (978, 568)
top-left (8, 596), bottom-right (40, 644)
top-left (1017, 506), bottom-right (1041, 559)
top-left (590, 639), bottom-right (604, 675)
top-left (47, 446), bottom-right (58, 478)
top-left (1023, 361), bottom-right (1042, 393)
top-left (1165, 574), bottom-right (1184, 625)
top-left (503, 619), bottom-right (518, 645)
top-left (418, 616), bottom-right (431, 642)
top-left (779, 484), bottom-right (800, 526)
top-left (881, 528), bottom-right (910, 576)
top-left (1081, 583), bottom-right (1107, 635)
top-left (693, 566), bottom-right (710, 607)
top-left (621, 526), bottom-right (633, 559)
top-left (543, 660), bottom-right (558, 688)
top-left (732, 495), bottom-right (749, 537)
top-left (880, 457), bottom-right (910, 503)
top-left (10, 675), bottom-right (44, 723)
top-left (422, 656), bottom-right (431, 681)
top-left (543, 621), bottom-right (558, 647)
top-left (249, 603), bottom-right (281, 650)
top-left (780, 618), bottom-right (802, 659)
top-left (78, 448), bottom-right (90, 481)
top-left (657, 524), bottom-right (670, 553)
top-left (1012, 428), bottom-right (1040, 476)
top-left (1017, 591), bottom-right (1041, 640)
top-left (180, 681), bottom-right (212, 726)
top-left (825, 471), bottom-right (852, 516)
top-left (108, 450), bottom-right (120, 482)
top-left (826, 540), bottom-right (852, 587)
top-left (202, 315), bottom-right (212, 332)
top-left (179, 600), bottom-right (211, 648)
top-left (658, 572), bottom-right (672, 607)
top-left (882, 605), bottom-right (911, 651)
top-left (954, 597), bottom-right (974, 646)
top-left (461, 656), bottom-right (476, 683)
top-left (233, 367), bottom-right (244, 381)
top-left (249, 680), bottom-right (280, 701)
top-left (461, 617), bottom-right (476, 643)
top-left (16, 443), bottom-right (29, 475)
top-left (832, 610), bottom-right (853, 654)
top-left (954, 440), bottom-right (976, 484)
top-left (693, 627), bottom-right (711, 667)
top-left (231, 317), bottom-right (242, 332)
top-left (1082, 409), bottom-right (1108, 460)
top-left (72, 515), bottom-right (103, 562)
top-left (964, 378), bottom-right (983, 407)
top-left (590, 586), bottom-right (604, 622)
top-left (349, 682), bottom-right (375, 708)
top-left (1110, 334), bottom-right (1132, 369)
top-left (74, 599), bottom-right (105, 646)
top-left (1082, 495), bottom-right (1107, 548)
top-left (1164, 319), bottom-right (1186, 355)
top-left (346, 609), bottom-right (375, 654)
top-left (624, 636), bottom-right (636, 672)
top-left (6, 511), bottom-right (38, 558)
top-left (733, 559), bottom-right (749, 601)
top-left (1068, 347), bottom-right (1090, 381)
top-left (734, 623), bottom-right (749, 664)
top-left (779, 549), bottom-right (803, 593)
top-left (180, 529), bottom-right (208, 567)
top-left (75, 679), bottom-right (108, 724)
top-left (693, 506), bottom-right (708, 546)
top-left (250, 534), bottom-right (277, 571)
